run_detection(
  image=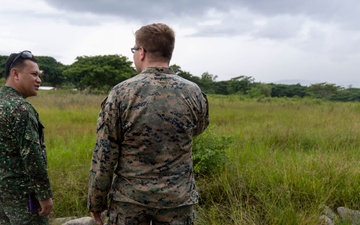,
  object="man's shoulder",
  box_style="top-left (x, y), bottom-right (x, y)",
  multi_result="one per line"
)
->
top-left (0, 91), bottom-right (25, 107)
top-left (174, 75), bottom-right (197, 85)
top-left (0, 92), bottom-right (35, 115)
top-left (171, 75), bottom-right (203, 91)
top-left (110, 69), bottom-right (202, 93)
top-left (112, 74), bottom-right (148, 89)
